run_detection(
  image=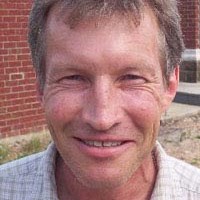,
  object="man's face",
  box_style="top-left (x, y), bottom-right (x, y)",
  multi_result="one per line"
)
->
top-left (42, 6), bottom-right (177, 188)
